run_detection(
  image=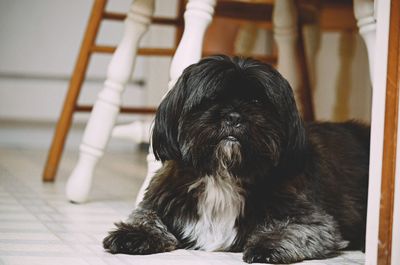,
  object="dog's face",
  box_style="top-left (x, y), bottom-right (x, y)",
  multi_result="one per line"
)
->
top-left (153, 56), bottom-right (307, 179)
